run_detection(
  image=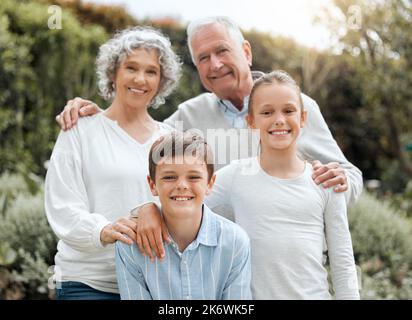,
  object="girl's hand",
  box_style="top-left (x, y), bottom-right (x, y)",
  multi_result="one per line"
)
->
top-left (100, 217), bottom-right (138, 246)
top-left (312, 160), bottom-right (348, 192)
